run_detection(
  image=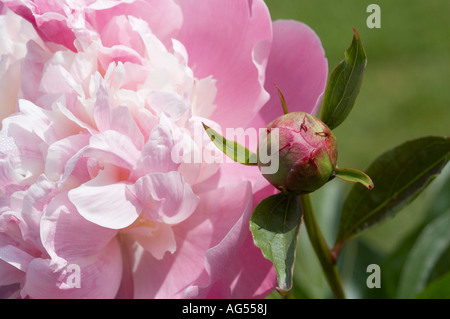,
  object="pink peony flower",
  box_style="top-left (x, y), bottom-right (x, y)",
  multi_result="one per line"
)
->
top-left (0, 0), bottom-right (327, 298)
